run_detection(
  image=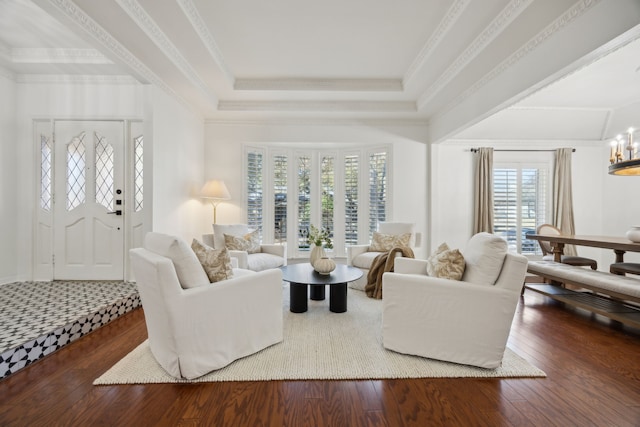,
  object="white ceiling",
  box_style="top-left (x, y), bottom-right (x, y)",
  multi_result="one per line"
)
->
top-left (1, 0), bottom-right (639, 141)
